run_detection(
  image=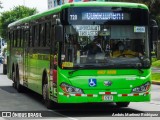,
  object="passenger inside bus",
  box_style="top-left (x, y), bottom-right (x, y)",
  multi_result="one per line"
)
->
top-left (112, 41), bottom-right (138, 57)
top-left (83, 37), bottom-right (103, 54)
top-left (82, 36), bottom-right (104, 62)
